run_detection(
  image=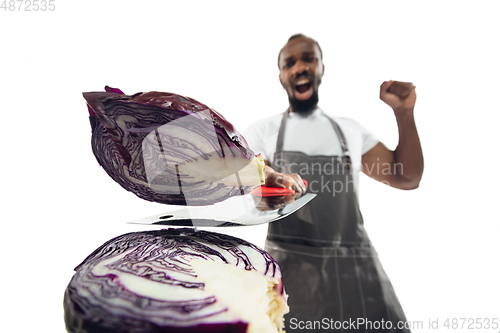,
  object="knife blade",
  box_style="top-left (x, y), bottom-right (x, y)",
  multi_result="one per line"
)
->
top-left (128, 193), bottom-right (316, 227)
